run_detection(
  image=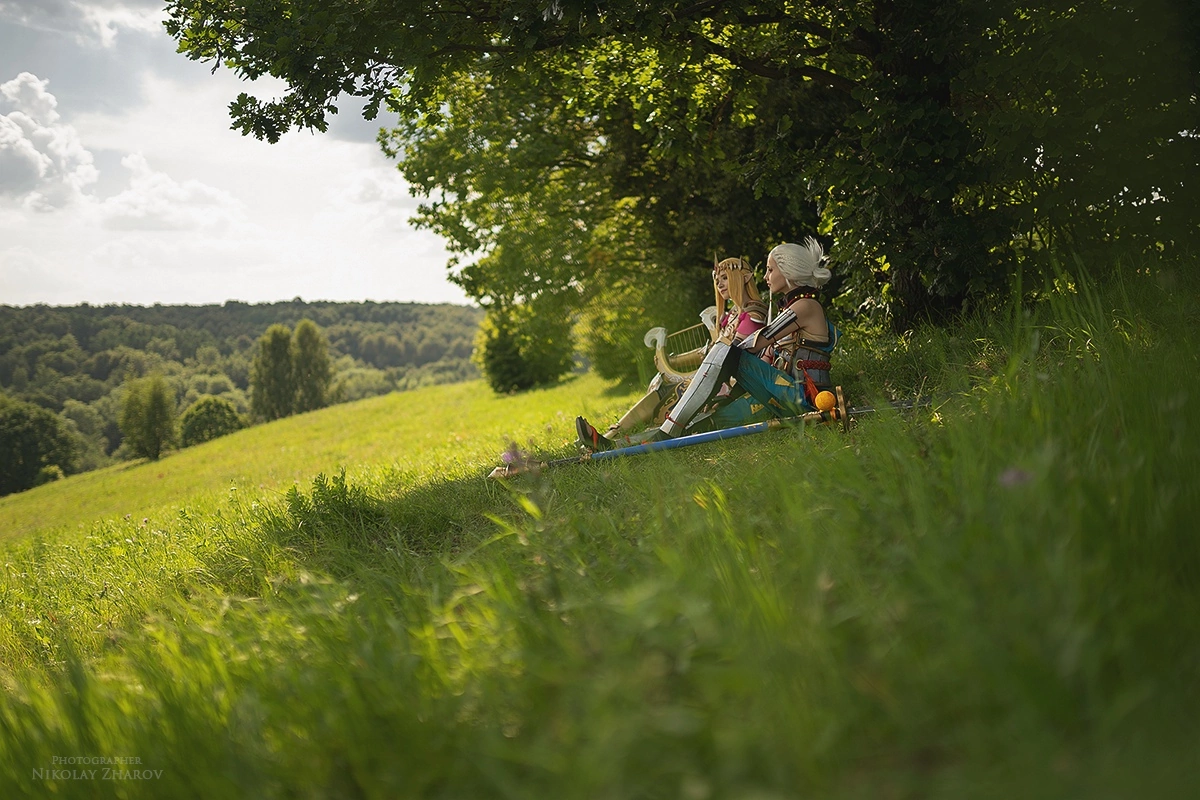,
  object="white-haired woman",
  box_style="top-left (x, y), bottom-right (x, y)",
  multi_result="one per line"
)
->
top-left (758, 237), bottom-right (836, 394)
top-left (647, 237), bottom-right (839, 441)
